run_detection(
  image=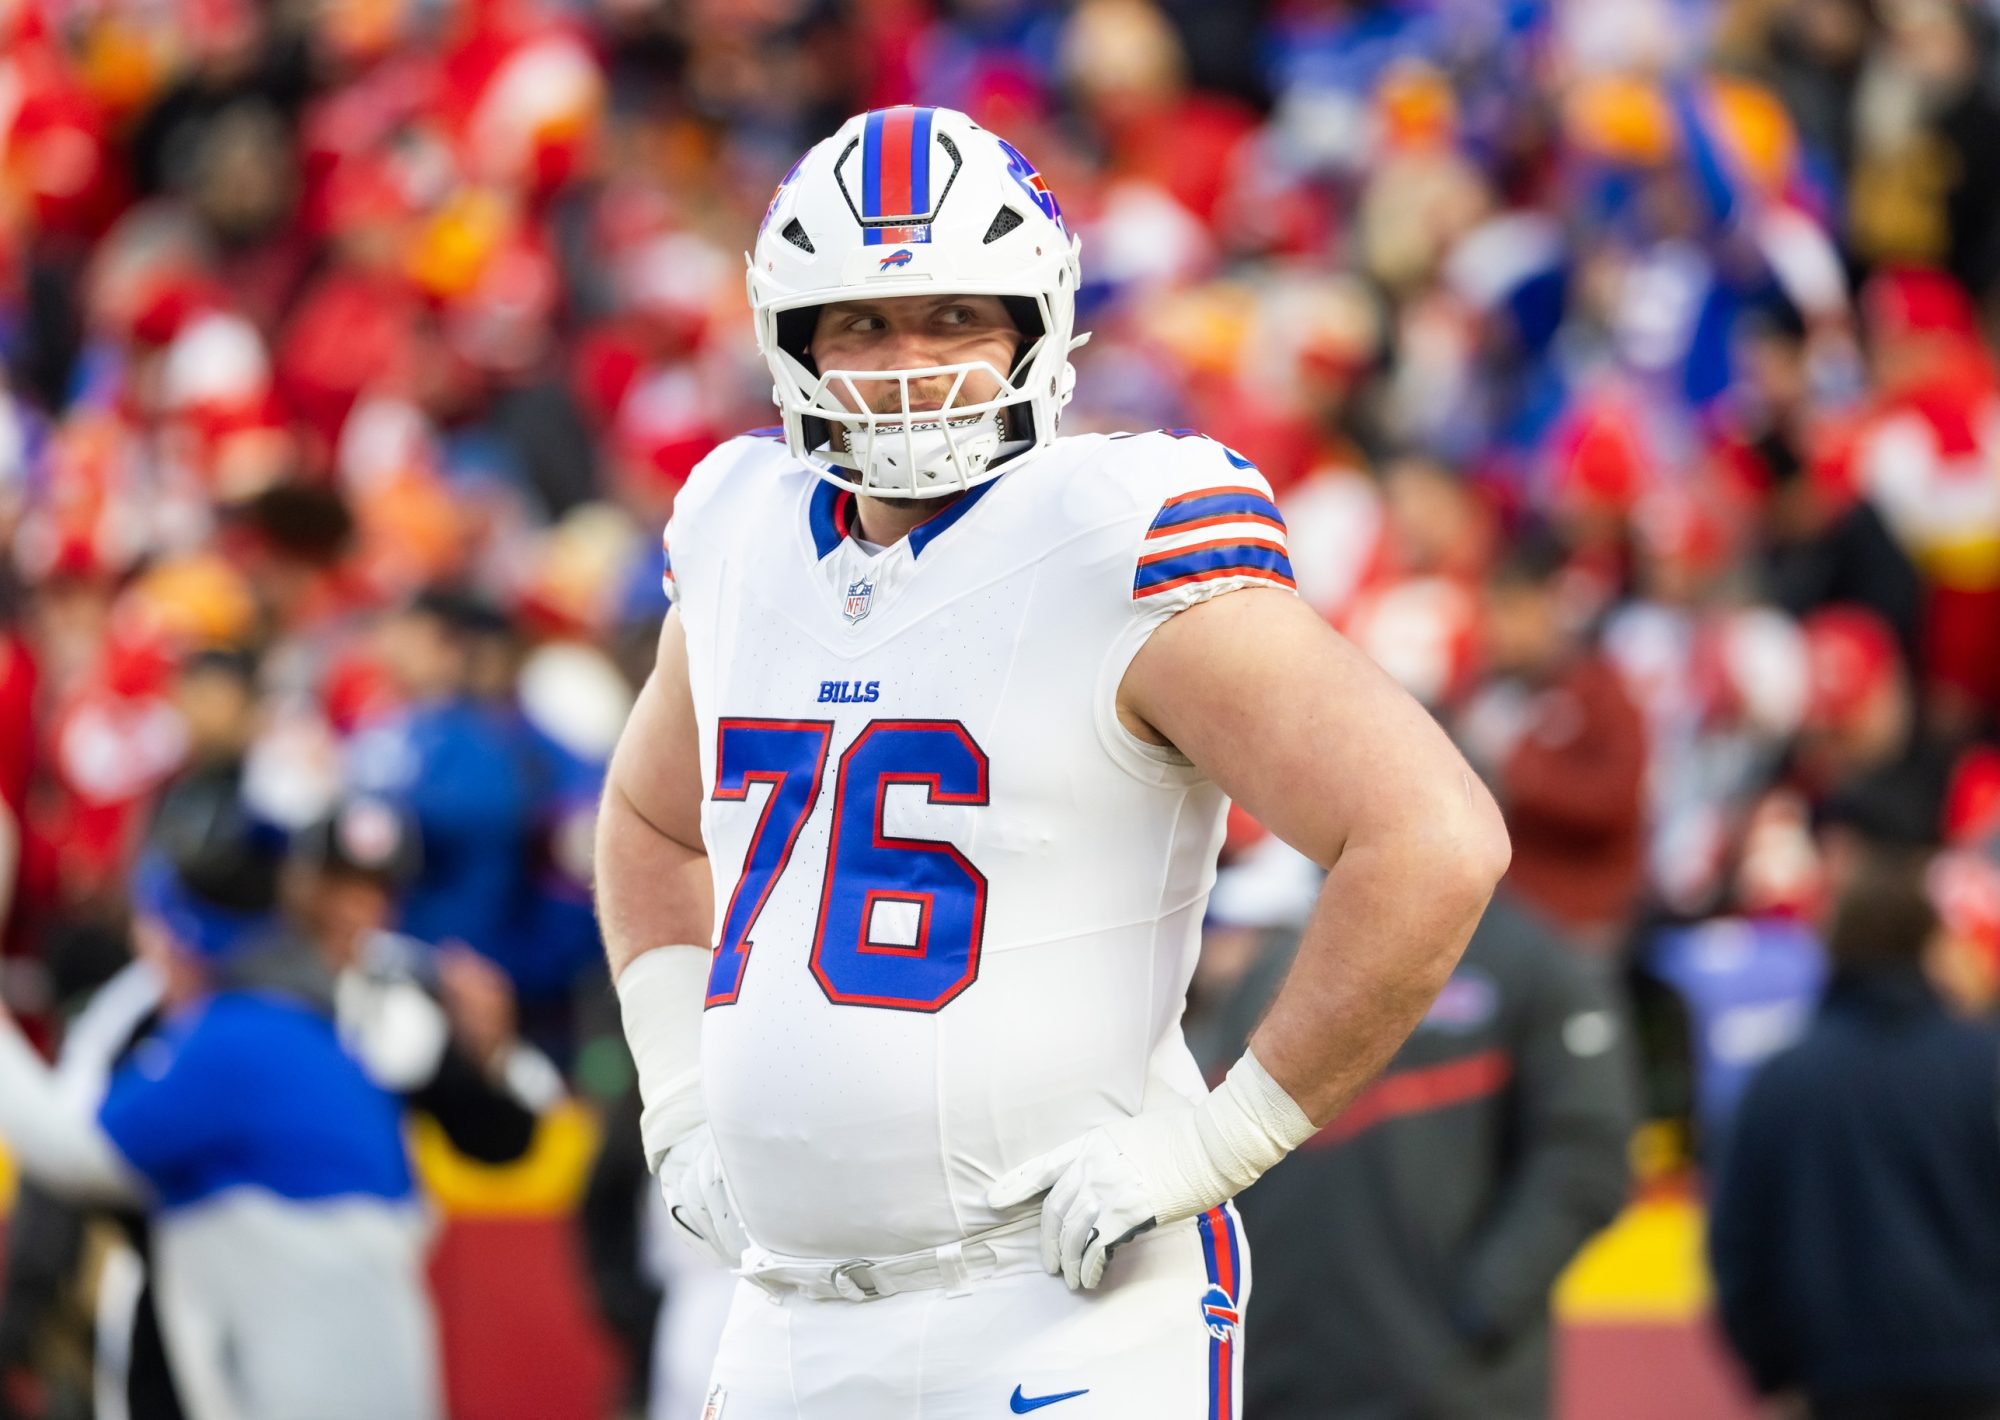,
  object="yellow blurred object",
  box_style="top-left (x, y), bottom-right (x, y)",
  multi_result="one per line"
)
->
top-left (1379, 60), bottom-right (1456, 152)
top-left (1143, 282), bottom-right (1253, 379)
top-left (1629, 1118), bottom-right (1689, 1182)
top-left (322, 0), bottom-right (407, 62)
top-left (1705, 76), bottom-right (1797, 195)
top-left (77, 19), bottom-right (170, 120)
top-left (1913, 531), bottom-right (2000, 591)
top-left (355, 469), bottom-right (467, 593)
top-left (1556, 1190), bottom-right (1713, 1323)
top-left (0, 1140), bottom-right (15, 1217)
top-left (123, 553), bottom-right (259, 649)
top-left (406, 187), bottom-right (510, 300)
top-left (409, 1100), bottom-right (601, 1219)
top-left (1566, 74), bottom-right (1675, 166)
